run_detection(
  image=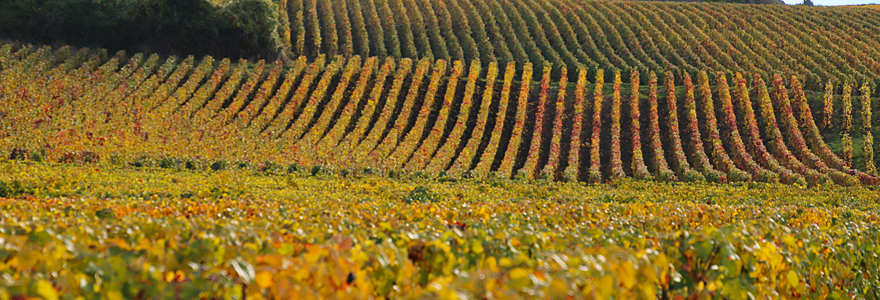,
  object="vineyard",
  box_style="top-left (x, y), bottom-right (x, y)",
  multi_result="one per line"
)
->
top-left (1, 43), bottom-right (878, 186)
top-left (3, 0), bottom-right (880, 298)
top-left (7, 0), bottom-right (880, 89)
top-left (273, 0), bottom-right (880, 90)
top-left (1, 162), bottom-right (879, 298)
